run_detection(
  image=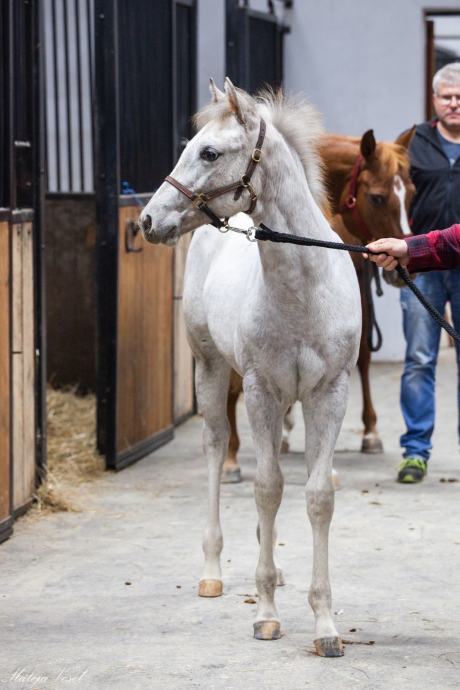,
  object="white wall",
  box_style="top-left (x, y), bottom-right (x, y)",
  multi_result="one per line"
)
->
top-left (197, 0), bottom-right (226, 107)
top-left (284, 0), bottom-right (460, 360)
